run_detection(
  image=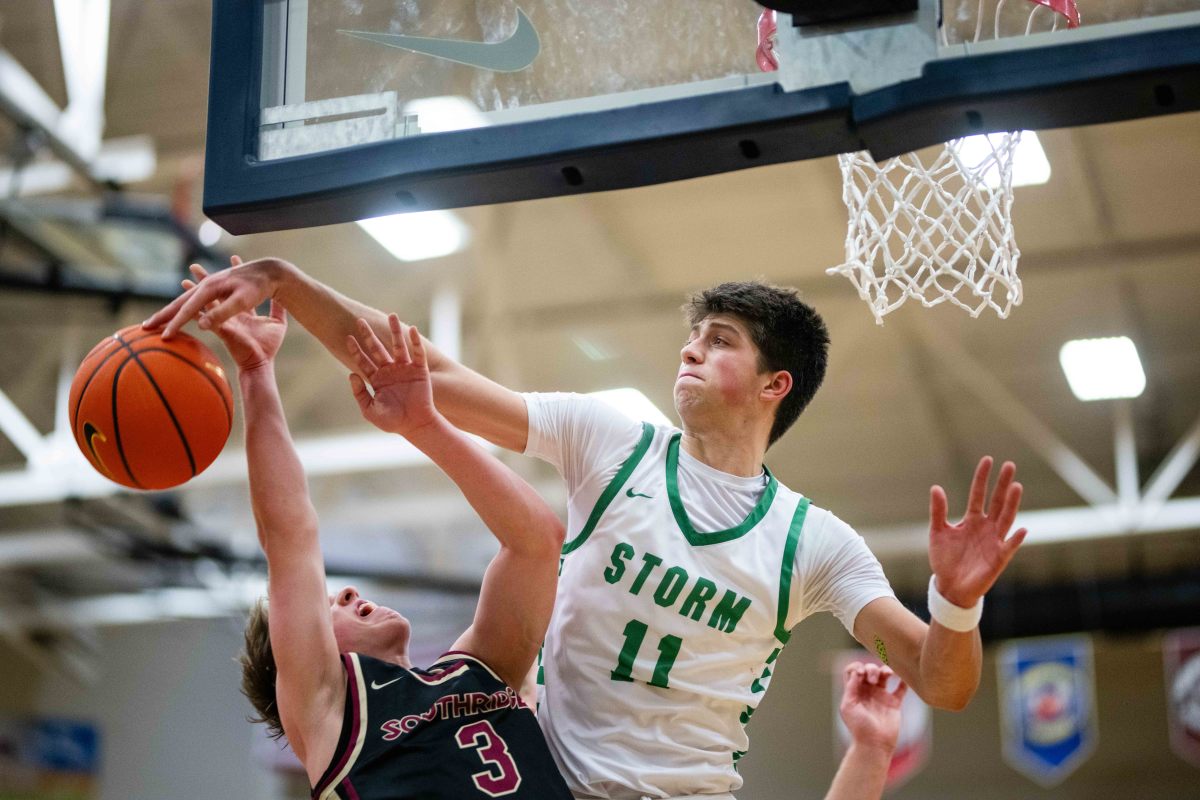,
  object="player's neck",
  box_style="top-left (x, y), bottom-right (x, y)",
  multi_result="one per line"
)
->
top-left (678, 422), bottom-right (767, 478)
